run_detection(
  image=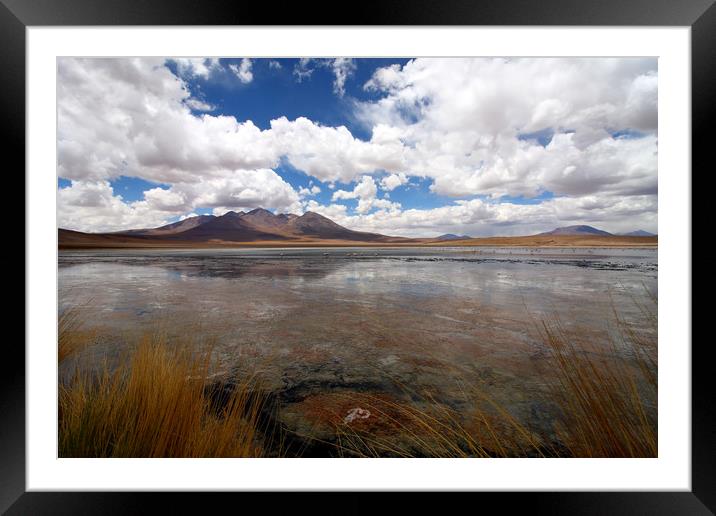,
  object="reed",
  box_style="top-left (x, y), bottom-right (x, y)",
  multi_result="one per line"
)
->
top-left (58, 295), bottom-right (656, 458)
top-left (59, 333), bottom-right (267, 458)
top-left (58, 306), bottom-right (96, 363)
top-left (537, 312), bottom-right (657, 457)
top-left (332, 297), bottom-right (657, 458)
